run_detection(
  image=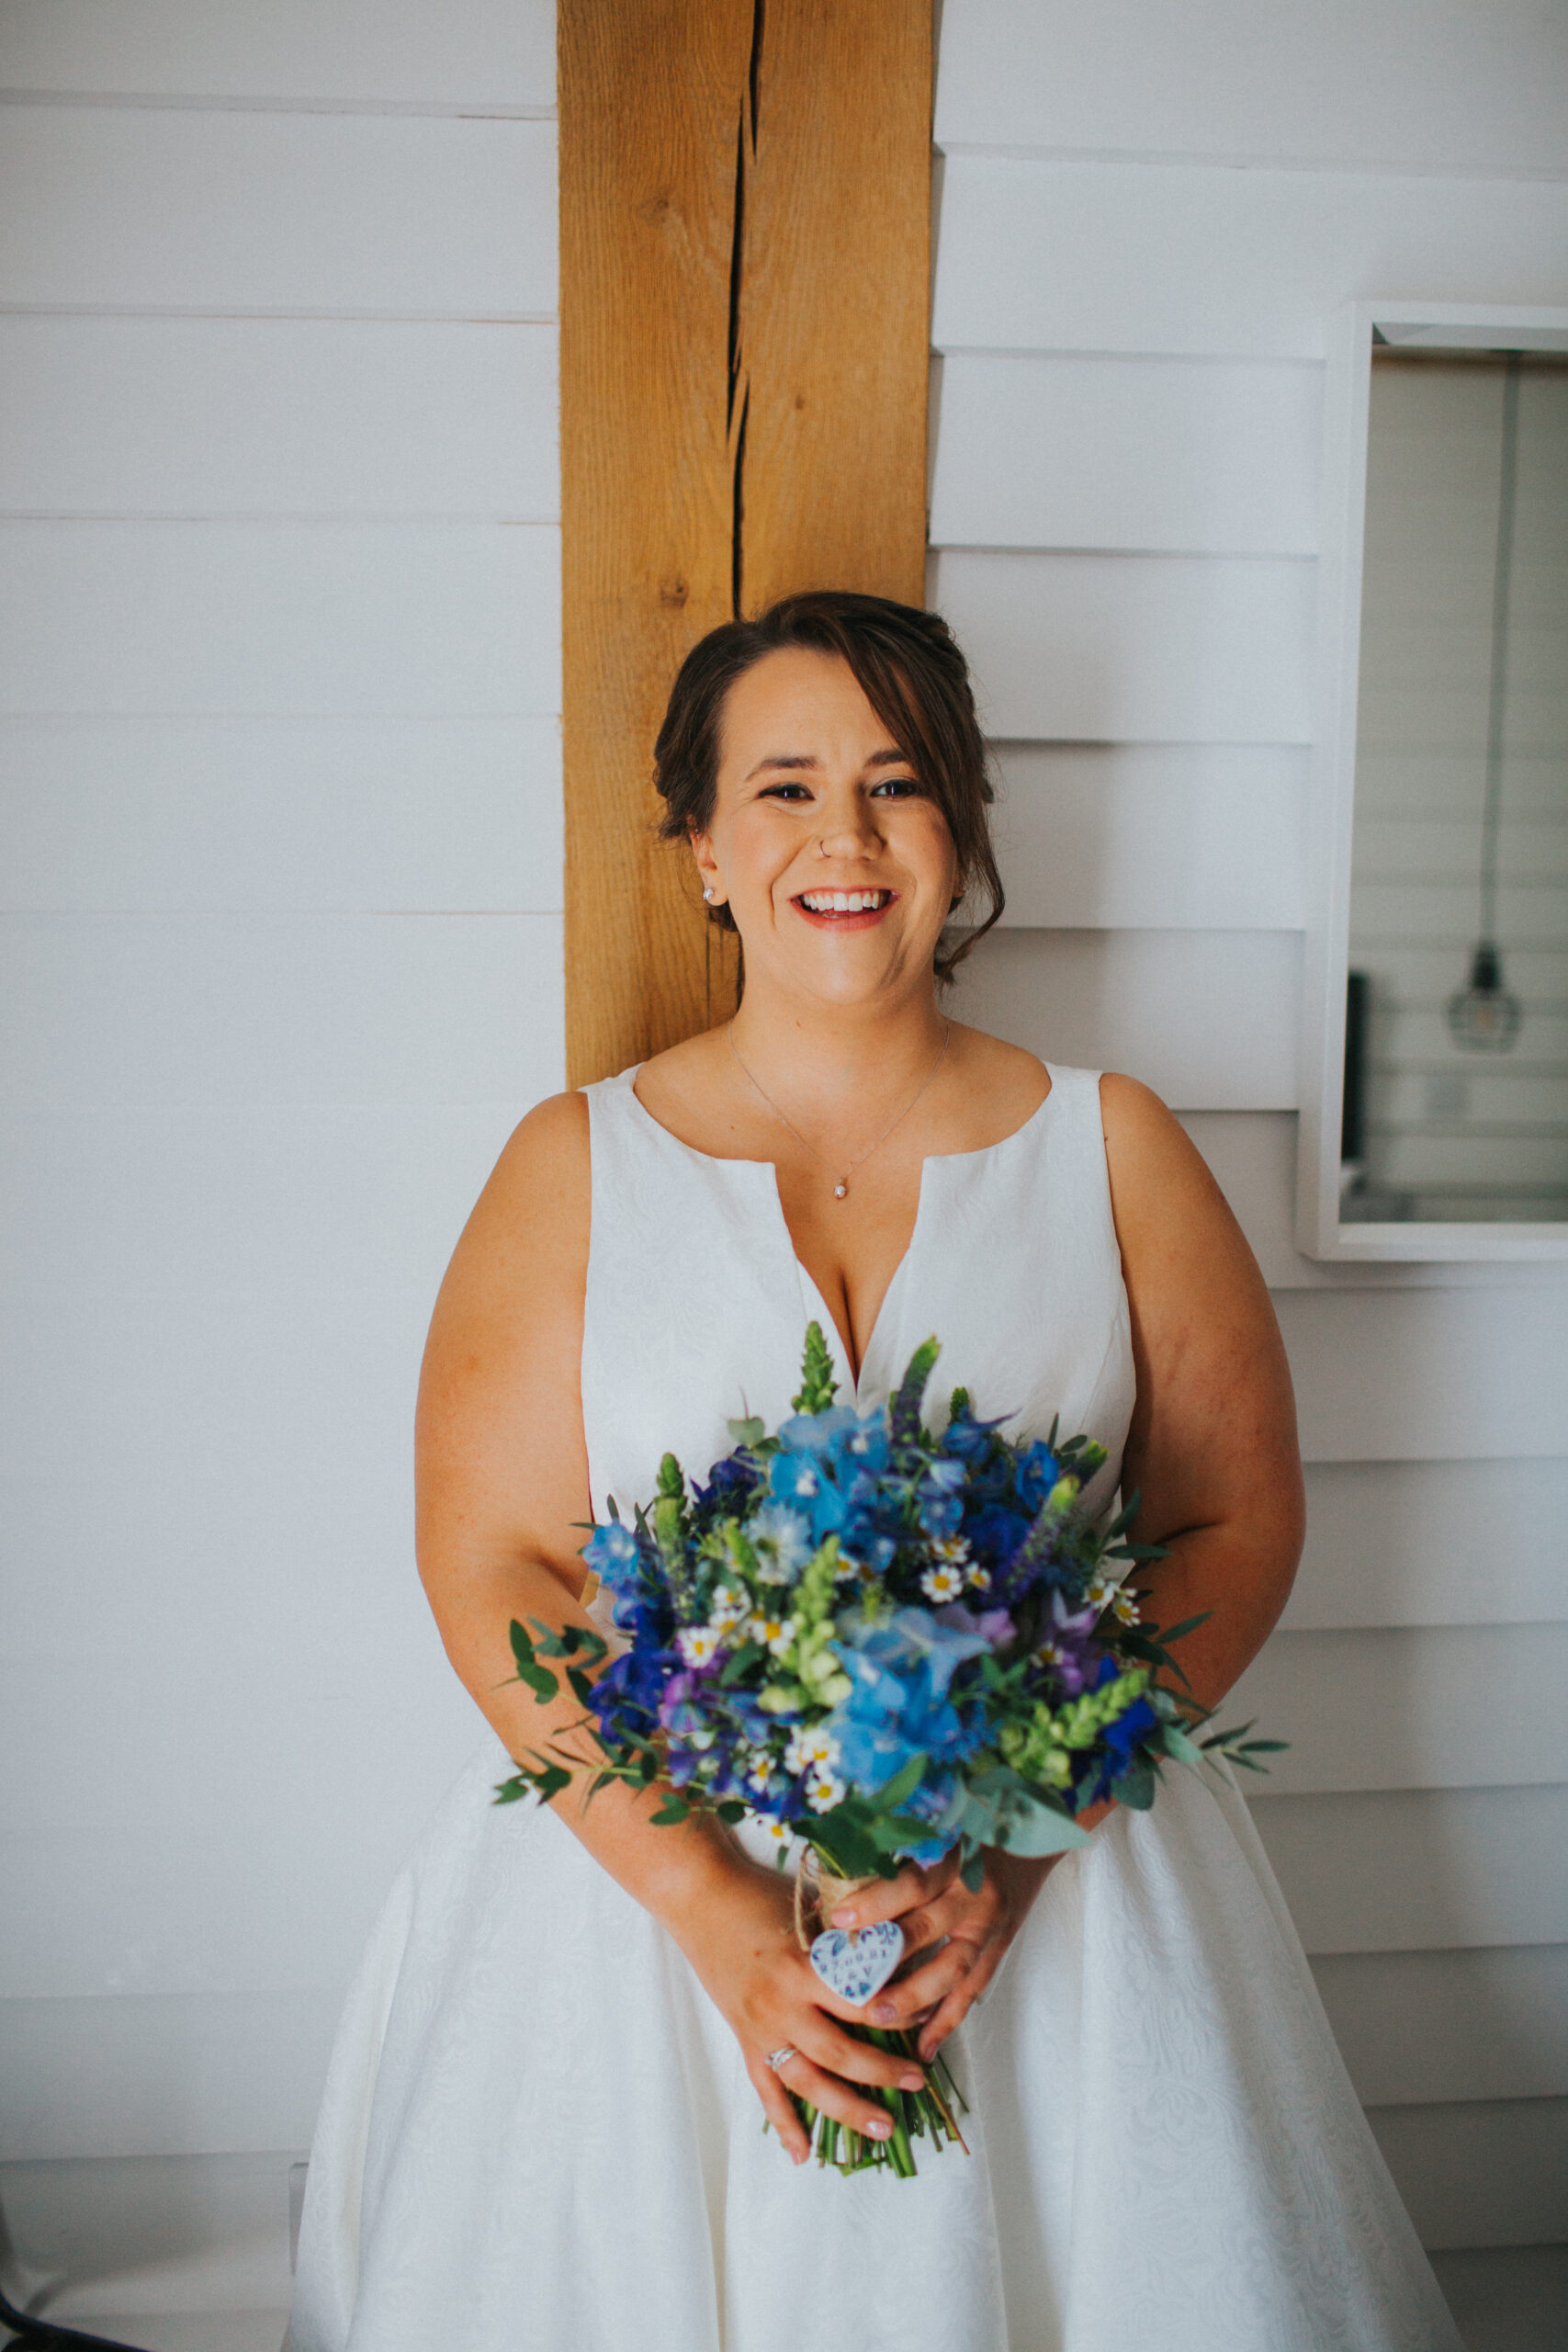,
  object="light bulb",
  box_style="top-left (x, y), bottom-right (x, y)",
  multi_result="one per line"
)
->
top-left (1447, 941), bottom-right (1521, 1052)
